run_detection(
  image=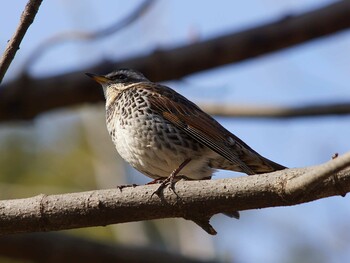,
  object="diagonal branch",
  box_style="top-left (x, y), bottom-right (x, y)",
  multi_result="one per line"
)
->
top-left (0, 151), bottom-right (349, 236)
top-left (1, 1), bottom-right (350, 121)
top-left (22, 0), bottom-right (156, 71)
top-left (0, 0), bottom-right (43, 84)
